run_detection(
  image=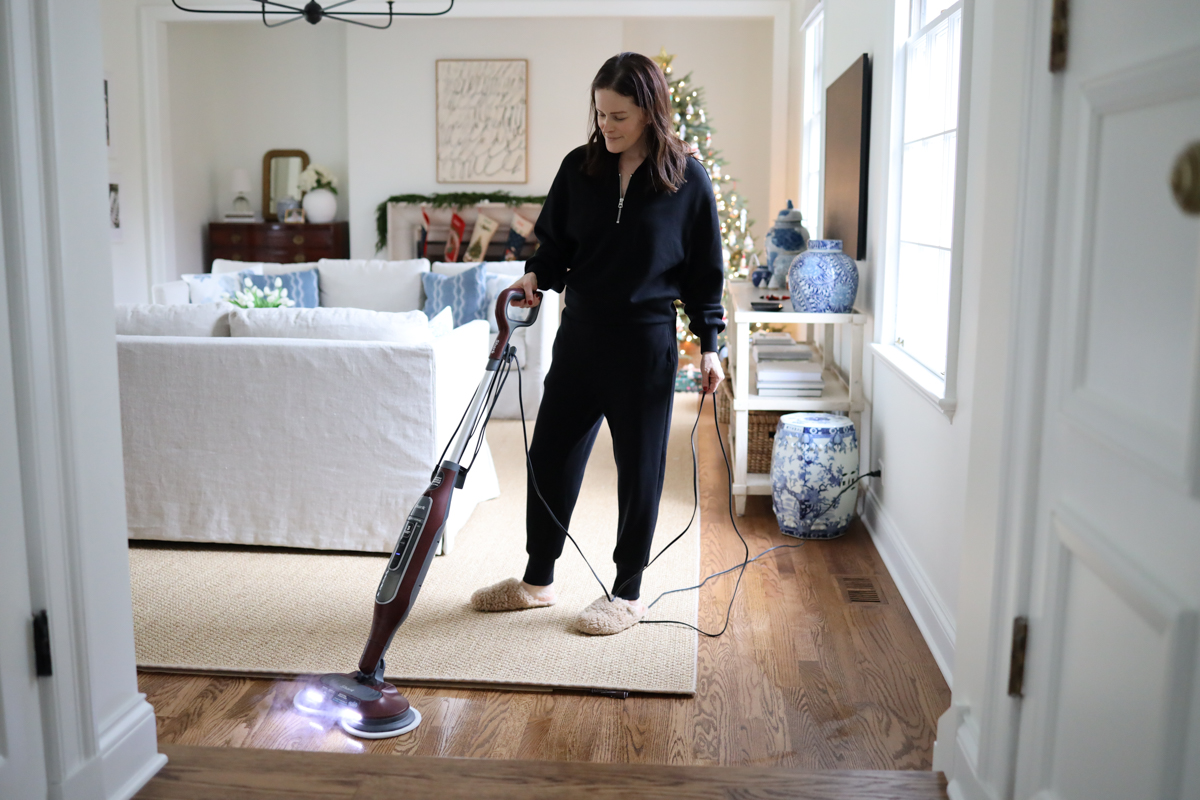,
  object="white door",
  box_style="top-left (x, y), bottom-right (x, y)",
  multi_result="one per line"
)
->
top-left (1012, 2), bottom-right (1200, 799)
top-left (0, 246), bottom-right (48, 798)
